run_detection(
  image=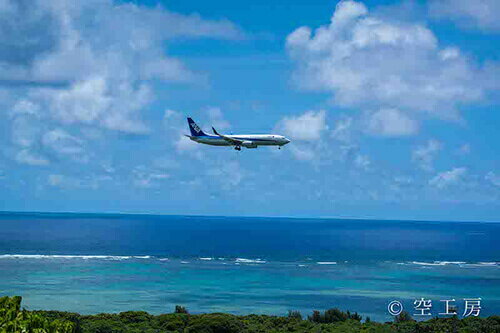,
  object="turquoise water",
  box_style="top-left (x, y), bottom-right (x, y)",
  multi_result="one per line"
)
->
top-left (0, 212), bottom-right (498, 321)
